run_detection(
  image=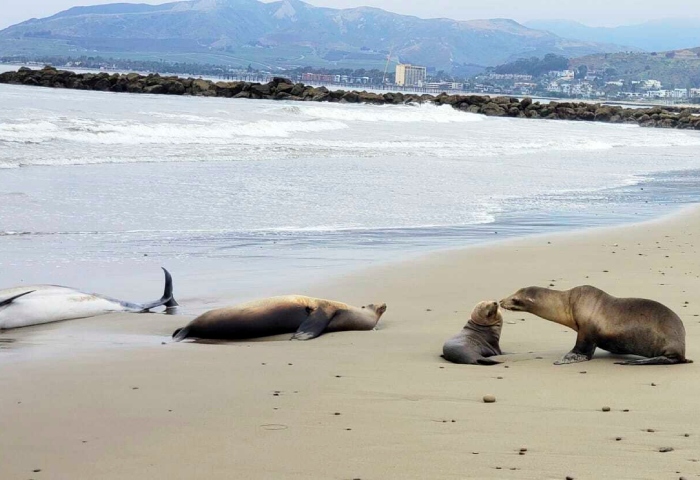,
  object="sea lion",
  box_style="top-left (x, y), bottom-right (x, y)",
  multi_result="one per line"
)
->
top-left (0, 268), bottom-right (178, 330)
top-left (499, 285), bottom-right (691, 365)
top-left (442, 300), bottom-right (503, 365)
top-left (172, 295), bottom-right (387, 342)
